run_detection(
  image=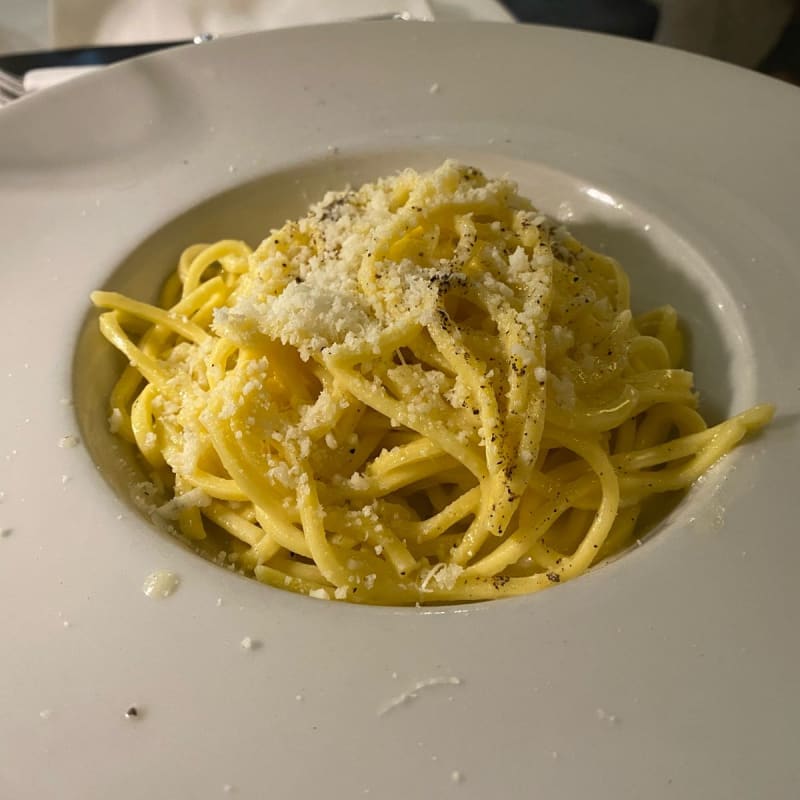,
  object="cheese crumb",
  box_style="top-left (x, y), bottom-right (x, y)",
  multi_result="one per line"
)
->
top-left (108, 407), bottom-right (123, 433)
top-left (58, 434), bottom-right (79, 449)
top-left (429, 82), bottom-right (440, 94)
top-left (349, 473), bottom-right (370, 491)
top-left (434, 564), bottom-right (463, 591)
top-left (142, 570), bottom-right (180, 599)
